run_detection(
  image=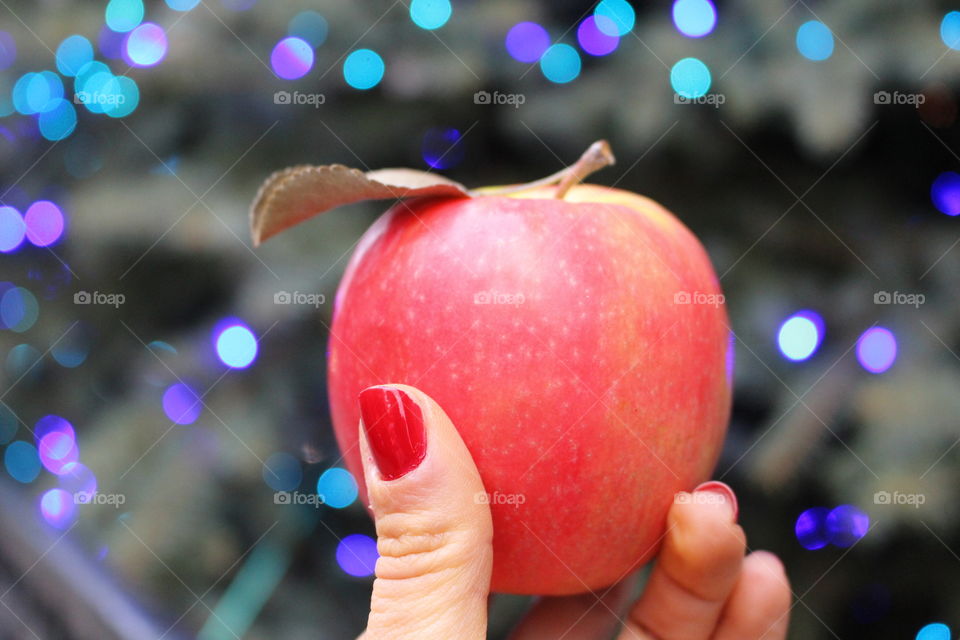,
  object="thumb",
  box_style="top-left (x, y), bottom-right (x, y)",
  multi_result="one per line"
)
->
top-left (357, 384), bottom-right (492, 640)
